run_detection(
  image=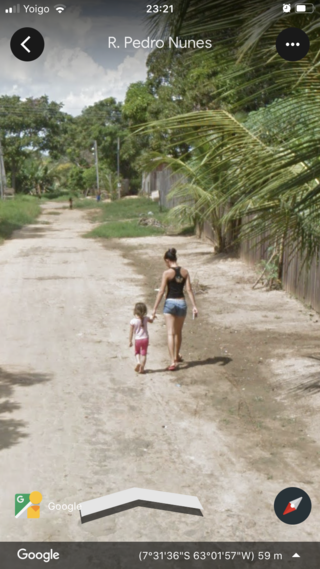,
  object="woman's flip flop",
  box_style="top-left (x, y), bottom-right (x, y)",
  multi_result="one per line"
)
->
top-left (135, 364), bottom-right (141, 373)
top-left (167, 364), bottom-right (177, 371)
